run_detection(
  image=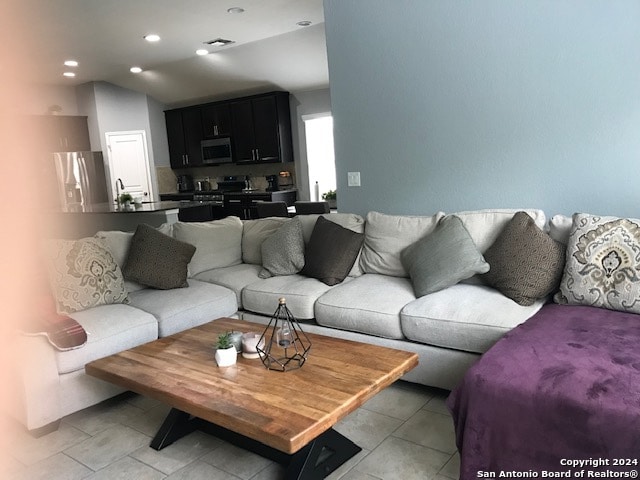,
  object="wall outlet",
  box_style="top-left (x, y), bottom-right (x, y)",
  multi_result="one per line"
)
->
top-left (348, 171), bottom-right (361, 187)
